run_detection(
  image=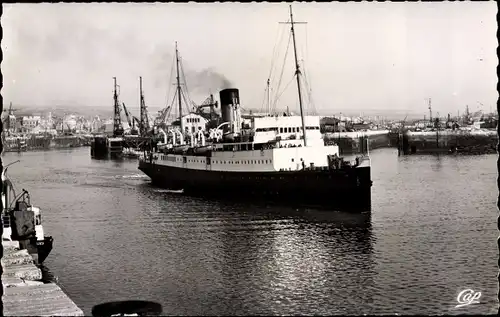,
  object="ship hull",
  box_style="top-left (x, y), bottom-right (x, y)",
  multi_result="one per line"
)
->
top-left (18, 236), bottom-right (54, 265)
top-left (90, 143), bottom-right (124, 159)
top-left (138, 161), bottom-right (372, 212)
top-left (36, 236), bottom-right (54, 265)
